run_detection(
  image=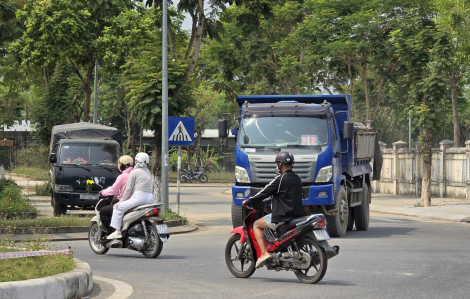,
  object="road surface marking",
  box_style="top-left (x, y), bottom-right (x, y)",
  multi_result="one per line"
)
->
top-left (94, 276), bottom-right (133, 299)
